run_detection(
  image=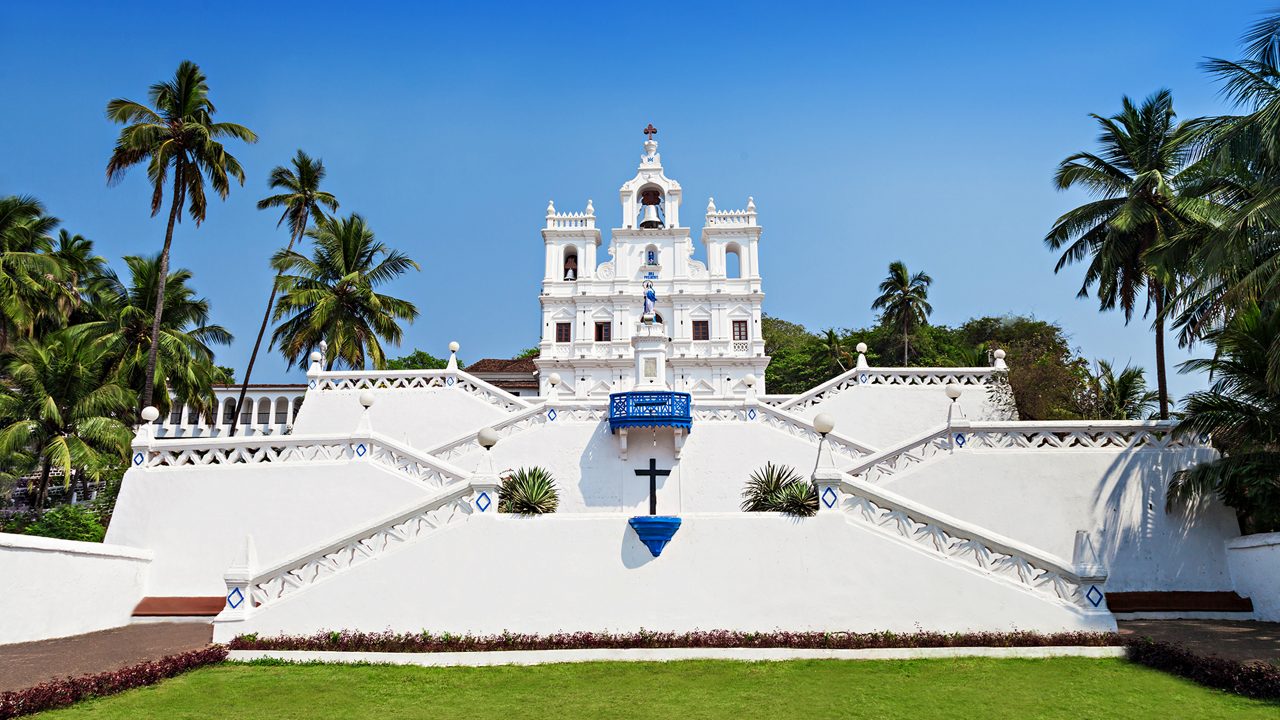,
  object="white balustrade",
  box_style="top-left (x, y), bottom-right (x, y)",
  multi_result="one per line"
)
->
top-left (780, 367), bottom-right (999, 413)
